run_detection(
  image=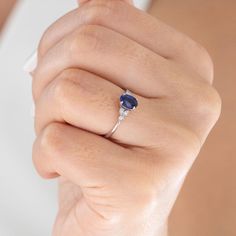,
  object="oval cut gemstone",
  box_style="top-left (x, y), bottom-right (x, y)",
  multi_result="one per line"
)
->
top-left (120, 94), bottom-right (138, 110)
